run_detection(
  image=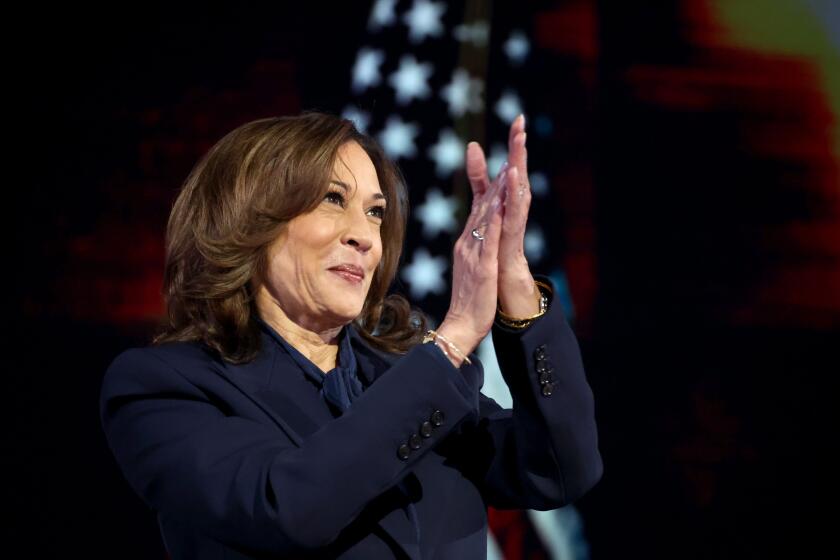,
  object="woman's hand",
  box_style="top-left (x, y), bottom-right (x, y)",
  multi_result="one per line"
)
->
top-left (436, 149), bottom-right (507, 366)
top-left (464, 115), bottom-right (540, 319)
